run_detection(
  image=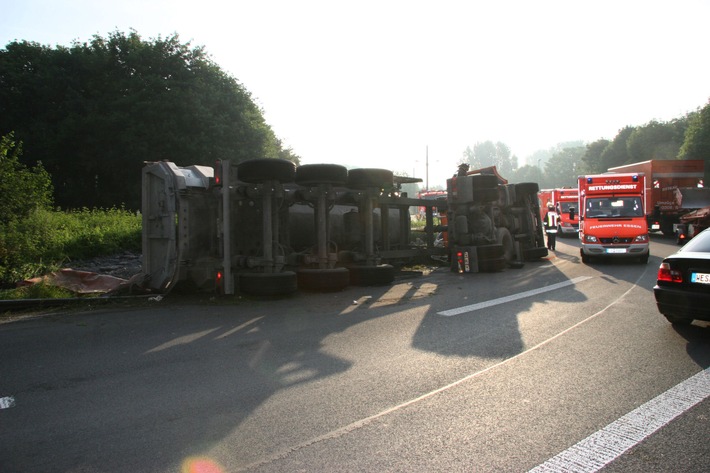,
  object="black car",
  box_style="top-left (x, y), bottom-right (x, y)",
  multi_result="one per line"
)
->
top-left (654, 227), bottom-right (710, 325)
